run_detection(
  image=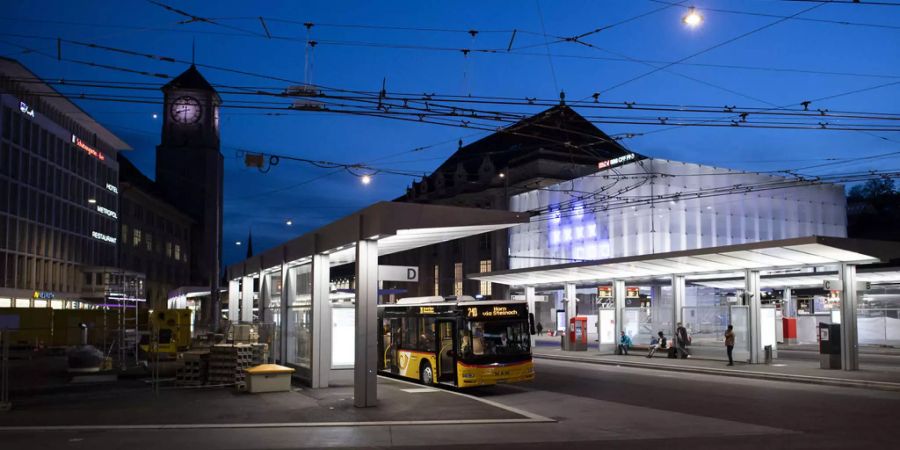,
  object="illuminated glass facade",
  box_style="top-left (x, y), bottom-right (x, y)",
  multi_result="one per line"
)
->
top-left (0, 58), bottom-right (128, 305)
top-left (509, 158), bottom-right (847, 269)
